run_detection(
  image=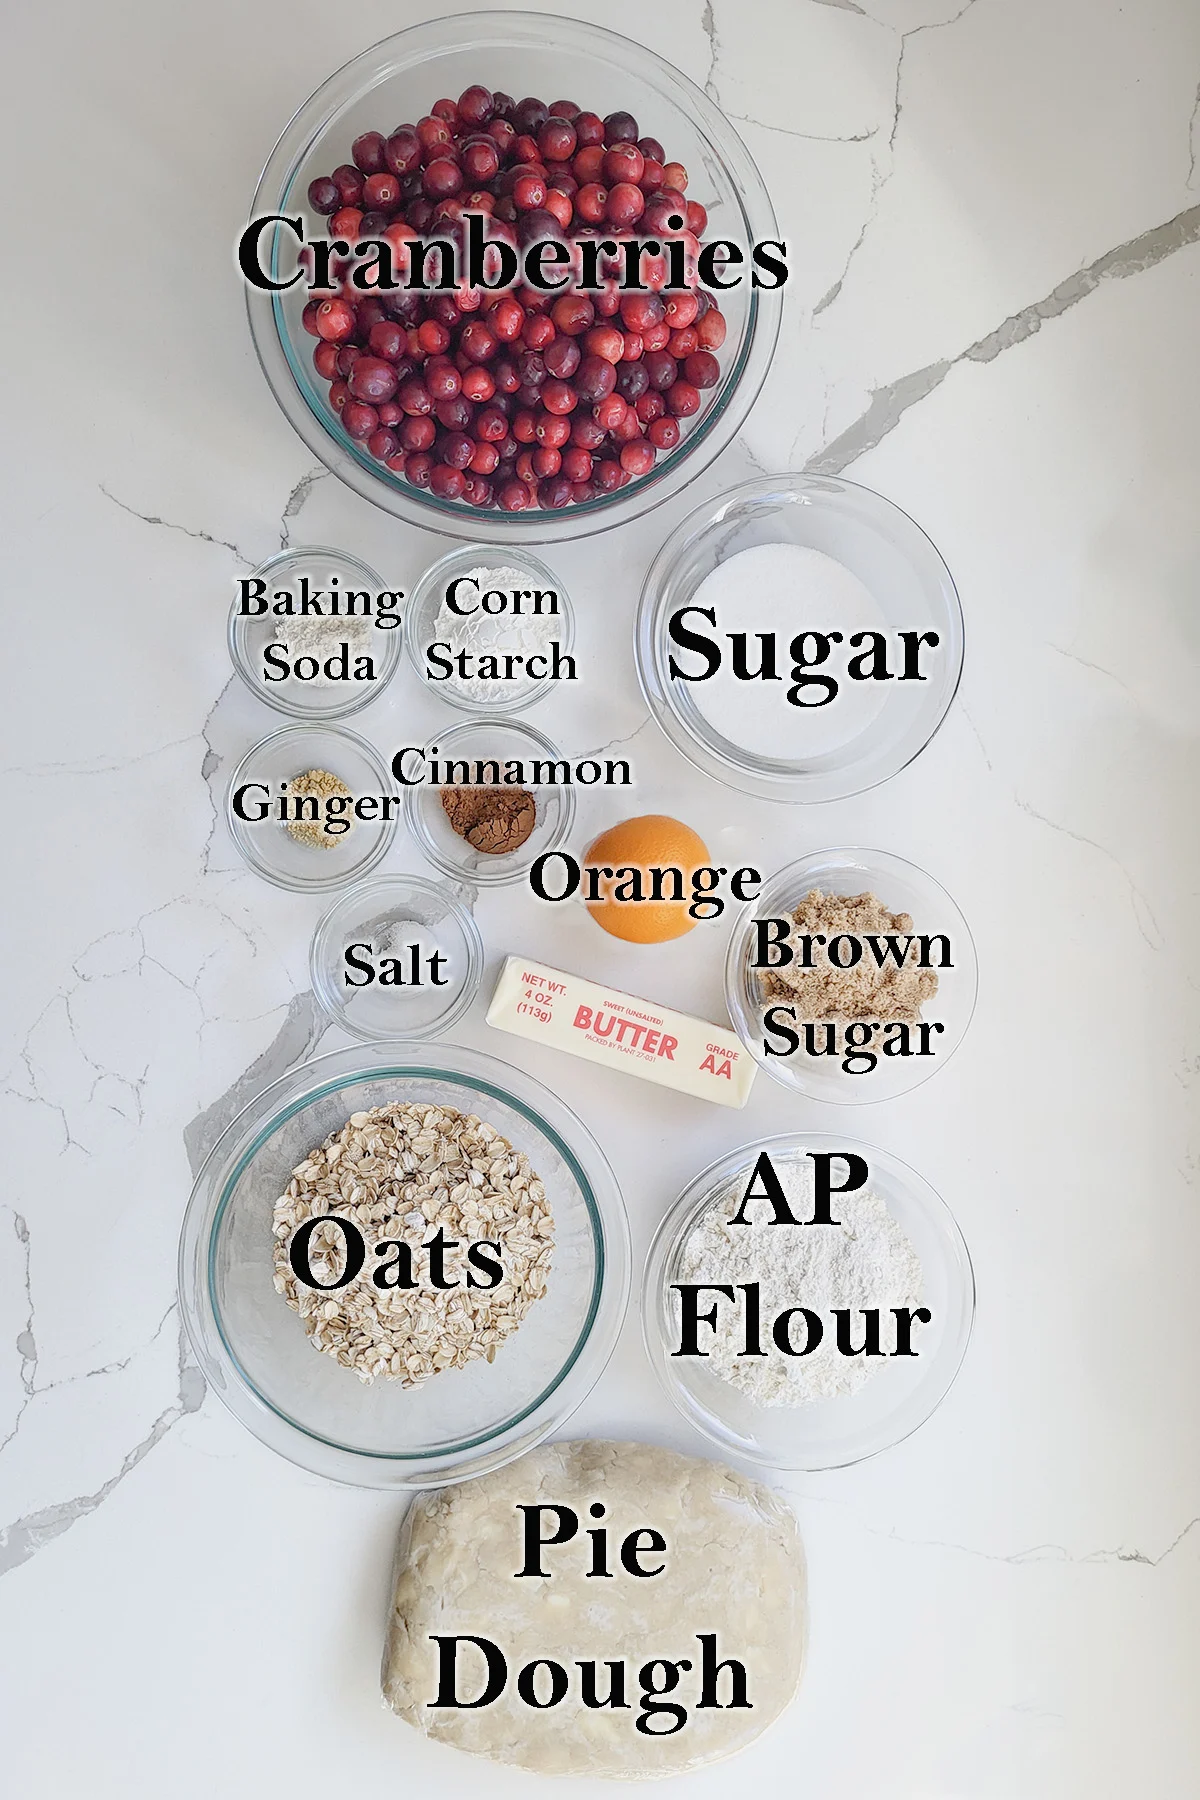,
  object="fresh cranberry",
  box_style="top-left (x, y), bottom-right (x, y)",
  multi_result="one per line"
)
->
top-left (640, 158), bottom-right (666, 193)
top-left (551, 294), bottom-right (594, 336)
top-left (463, 475), bottom-right (494, 507)
top-left (603, 110), bottom-right (639, 144)
top-left (540, 379), bottom-right (577, 416)
top-left (423, 157), bottom-right (464, 200)
top-left (426, 359), bottom-right (462, 401)
top-left (469, 440), bottom-right (500, 474)
top-left (576, 354), bottom-right (616, 402)
top-left (543, 189), bottom-right (573, 230)
top-left (348, 356), bottom-right (399, 403)
top-left (462, 365), bottom-right (495, 402)
top-left (487, 117), bottom-right (517, 157)
top-left (668, 327), bottom-right (699, 359)
top-left (458, 84), bottom-right (494, 126)
top-left (459, 320), bottom-right (498, 363)
top-left (583, 324), bottom-right (624, 364)
top-left (636, 389), bottom-right (666, 423)
top-left (620, 292), bottom-right (664, 333)
top-left (514, 96), bottom-right (550, 135)
top-left (697, 308), bottom-right (727, 349)
top-left (363, 171), bottom-right (400, 210)
top-left (401, 415), bottom-right (436, 452)
top-left (352, 131), bottom-right (388, 174)
top-left (686, 200), bottom-right (708, 234)
top-left (538, 474), bottom-right (573, 509)
top-left (335, 344), bottom-right (363, 378)
top-left (532, 445), bottom-right (562, 476)
top-left (489, 297), bottom-right (525, 342)
top-left (522, 312), bottom-right (556, 351)
top-left (648, 415), bottom-right (682, 450)
top-left (603, 144), bottom-right (645, 186)
top-left (621, 331), bottom-right (644, 362)
top-left (308, 176), bottom-right (340, 214)
top-left (664, 291), bottom-right (699, 329)
top-left (638, 135), bottom-right (666, 162)
top-left (570, 414), bottom-right (606, 451)
top-left (302, 298), bottom-right (323, 337)
top-left (417, 319), bottom-right (451, 355)
top-left (315, 297), bottom-right (357, 342)
top-left (605, 182), bottom-right (645, 227)
top-left (642, 319), bottom-right (671, 352)
top-left (666, 380), bottom-right (701, 417)
top-left (575, 111), bottom-right (605, 146)
top-left (620, 439), bottom-right (655, 475)
top-left (513, 172), bottom-right (548, 211)
top-left (539, 119), bottom-right (577, 162)
top-left (385, 130), bottom-right (422, 175)
top-left (683, 350), bottom-right (720, 389)
top-left (385, 451), bottom-right (408, 476)
top-left (406, 452), bottom-right (434, 487)
top-left (368, 427), bottom-right (398, 460)
top-left (593, 391), bottom-right (627, 432)
top-left (595, 458), bottom-right (622, 490)
top-left (430, 464), bottom-right (467, 500)
top-left (439, 430), bottom-right (474, 469)
top-left (416, 115), bottom-right (452, 152)
top-left (330, 206), bottom-right (364, 240)
top-left (615, 360), bottom-right (650, 402)
top-left (497, 477), bottom-right (532, 511)
top-left (512, 407), bottom-right (539, 443)
top-left (332, 164), bottom-right (364, 206)
top-left (313, 340), bottom-right (340, 379)
top-left (343, 400), bottom-right (379, 439)
top-left (543, 335), bottom-right (581, 379)
top-left (574, 182), bottom-right (608, 225)
top-left (397, 376), bottom-right (433, 416)
top-left (328, 379), bottom-right (350, 413)
top-left (462, 135), bottom-right (501, 183)
top-left (643, 350), bottom-right (678, 391)
top-left (476, 406), bottom-right (509, 441)
top-left (436, 394), bottom-right (474, 431)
